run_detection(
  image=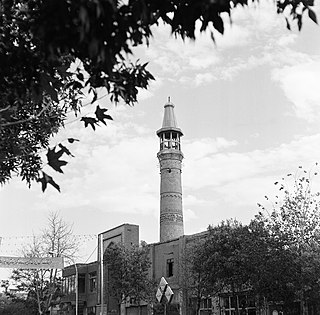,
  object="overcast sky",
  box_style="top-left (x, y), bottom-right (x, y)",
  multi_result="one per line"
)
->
top-left (1, 2), bottom-right (320, 269)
